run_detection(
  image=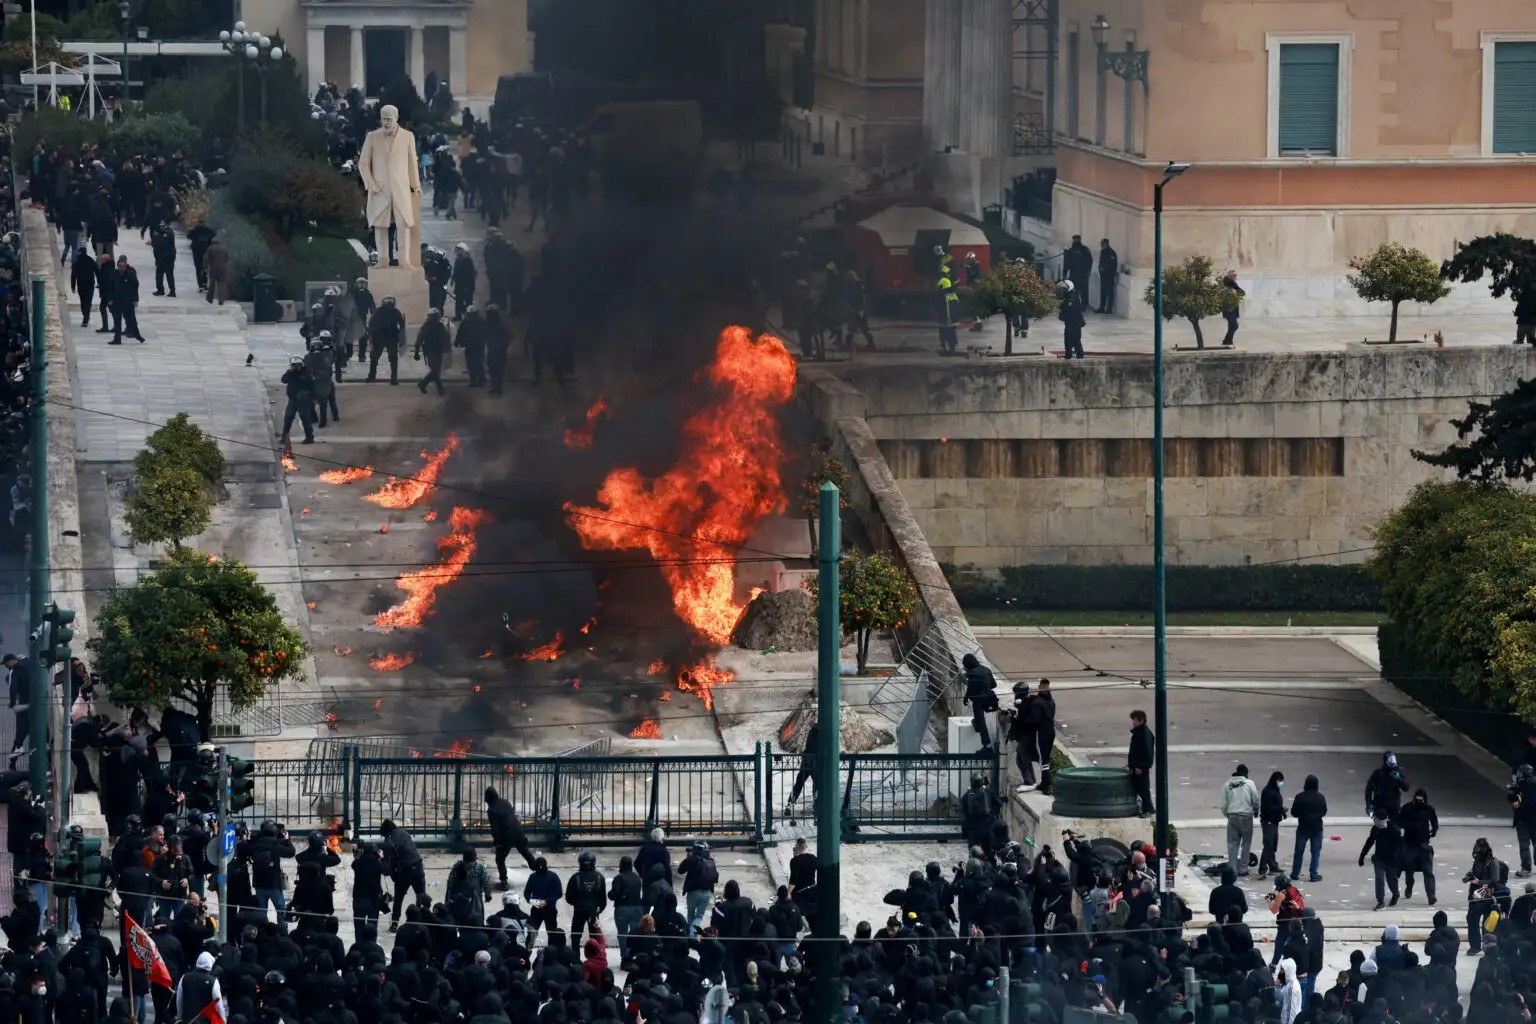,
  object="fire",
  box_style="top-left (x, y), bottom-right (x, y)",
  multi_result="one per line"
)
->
top-left (320, 466), bottom-right (374, 484)
top-left (479, 649), bottom-right (495, 659)
top-left (365, 434), bottom-right (461, 509)
top-left (301, 507), bottom-right (312, 515)
top-left (369, 651), bottom-right (417, 671)
top-left (306, 602), bottom-right (316, 609)
top-left (646, 659), bottom-right (668, 676)
top-left (563, 393), bottom-right (610, 450)
top-left (324, 712), bottom-right (338, 729)
top-left (434, 739), bottom-right (473, 758)
top-left (379, 524), bottom-right (390, 534)
top-left (565, 327), bottom-right (796, 645)
top-left (423, 509), bottom-right (439, 522)
top-left (629, 718), bottom-right (662, 740)
top-left (374, 506), bottom-right (491, 629)
top-left (372, 697), bottom-right (383, 710)
top-left (332, 646), bottom-right (352, 656)
top-left (512, 631), bottom-right (565, 662)
top-left (579, 617), bottom-right (597, 635)
top-left (658, 691), bottom-right (671, 701)
top-left (326, 831), bottom-right (342, 854)
top-left (281, 454), bottom-right (298, 472)
top-left (677, 655), bottom-right (735, 710)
